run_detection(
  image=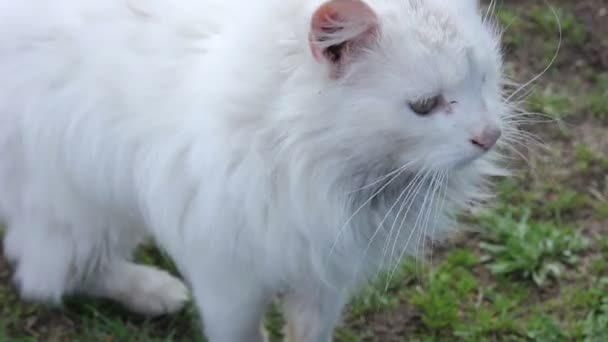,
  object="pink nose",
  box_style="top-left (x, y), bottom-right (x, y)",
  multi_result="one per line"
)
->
top-left (471, 126), bottom-right (501, 151)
